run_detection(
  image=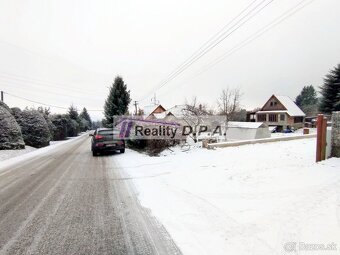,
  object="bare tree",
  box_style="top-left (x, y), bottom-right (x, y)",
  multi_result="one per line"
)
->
top-left (137, 108), bottom-right (144, 116)
top-left (182, 97), bottom-right (210, 142)
top-left (217, 88), bottom-right (241, 141)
